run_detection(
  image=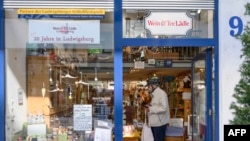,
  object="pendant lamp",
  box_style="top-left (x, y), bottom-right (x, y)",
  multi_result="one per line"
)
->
top-left (41, 82), bottom-right (46, 98)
